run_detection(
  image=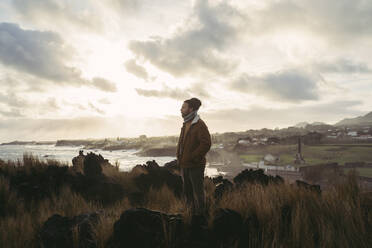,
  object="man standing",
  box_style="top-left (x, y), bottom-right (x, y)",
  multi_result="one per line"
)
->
top-left (176, 97), bottom-right (211, 216)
